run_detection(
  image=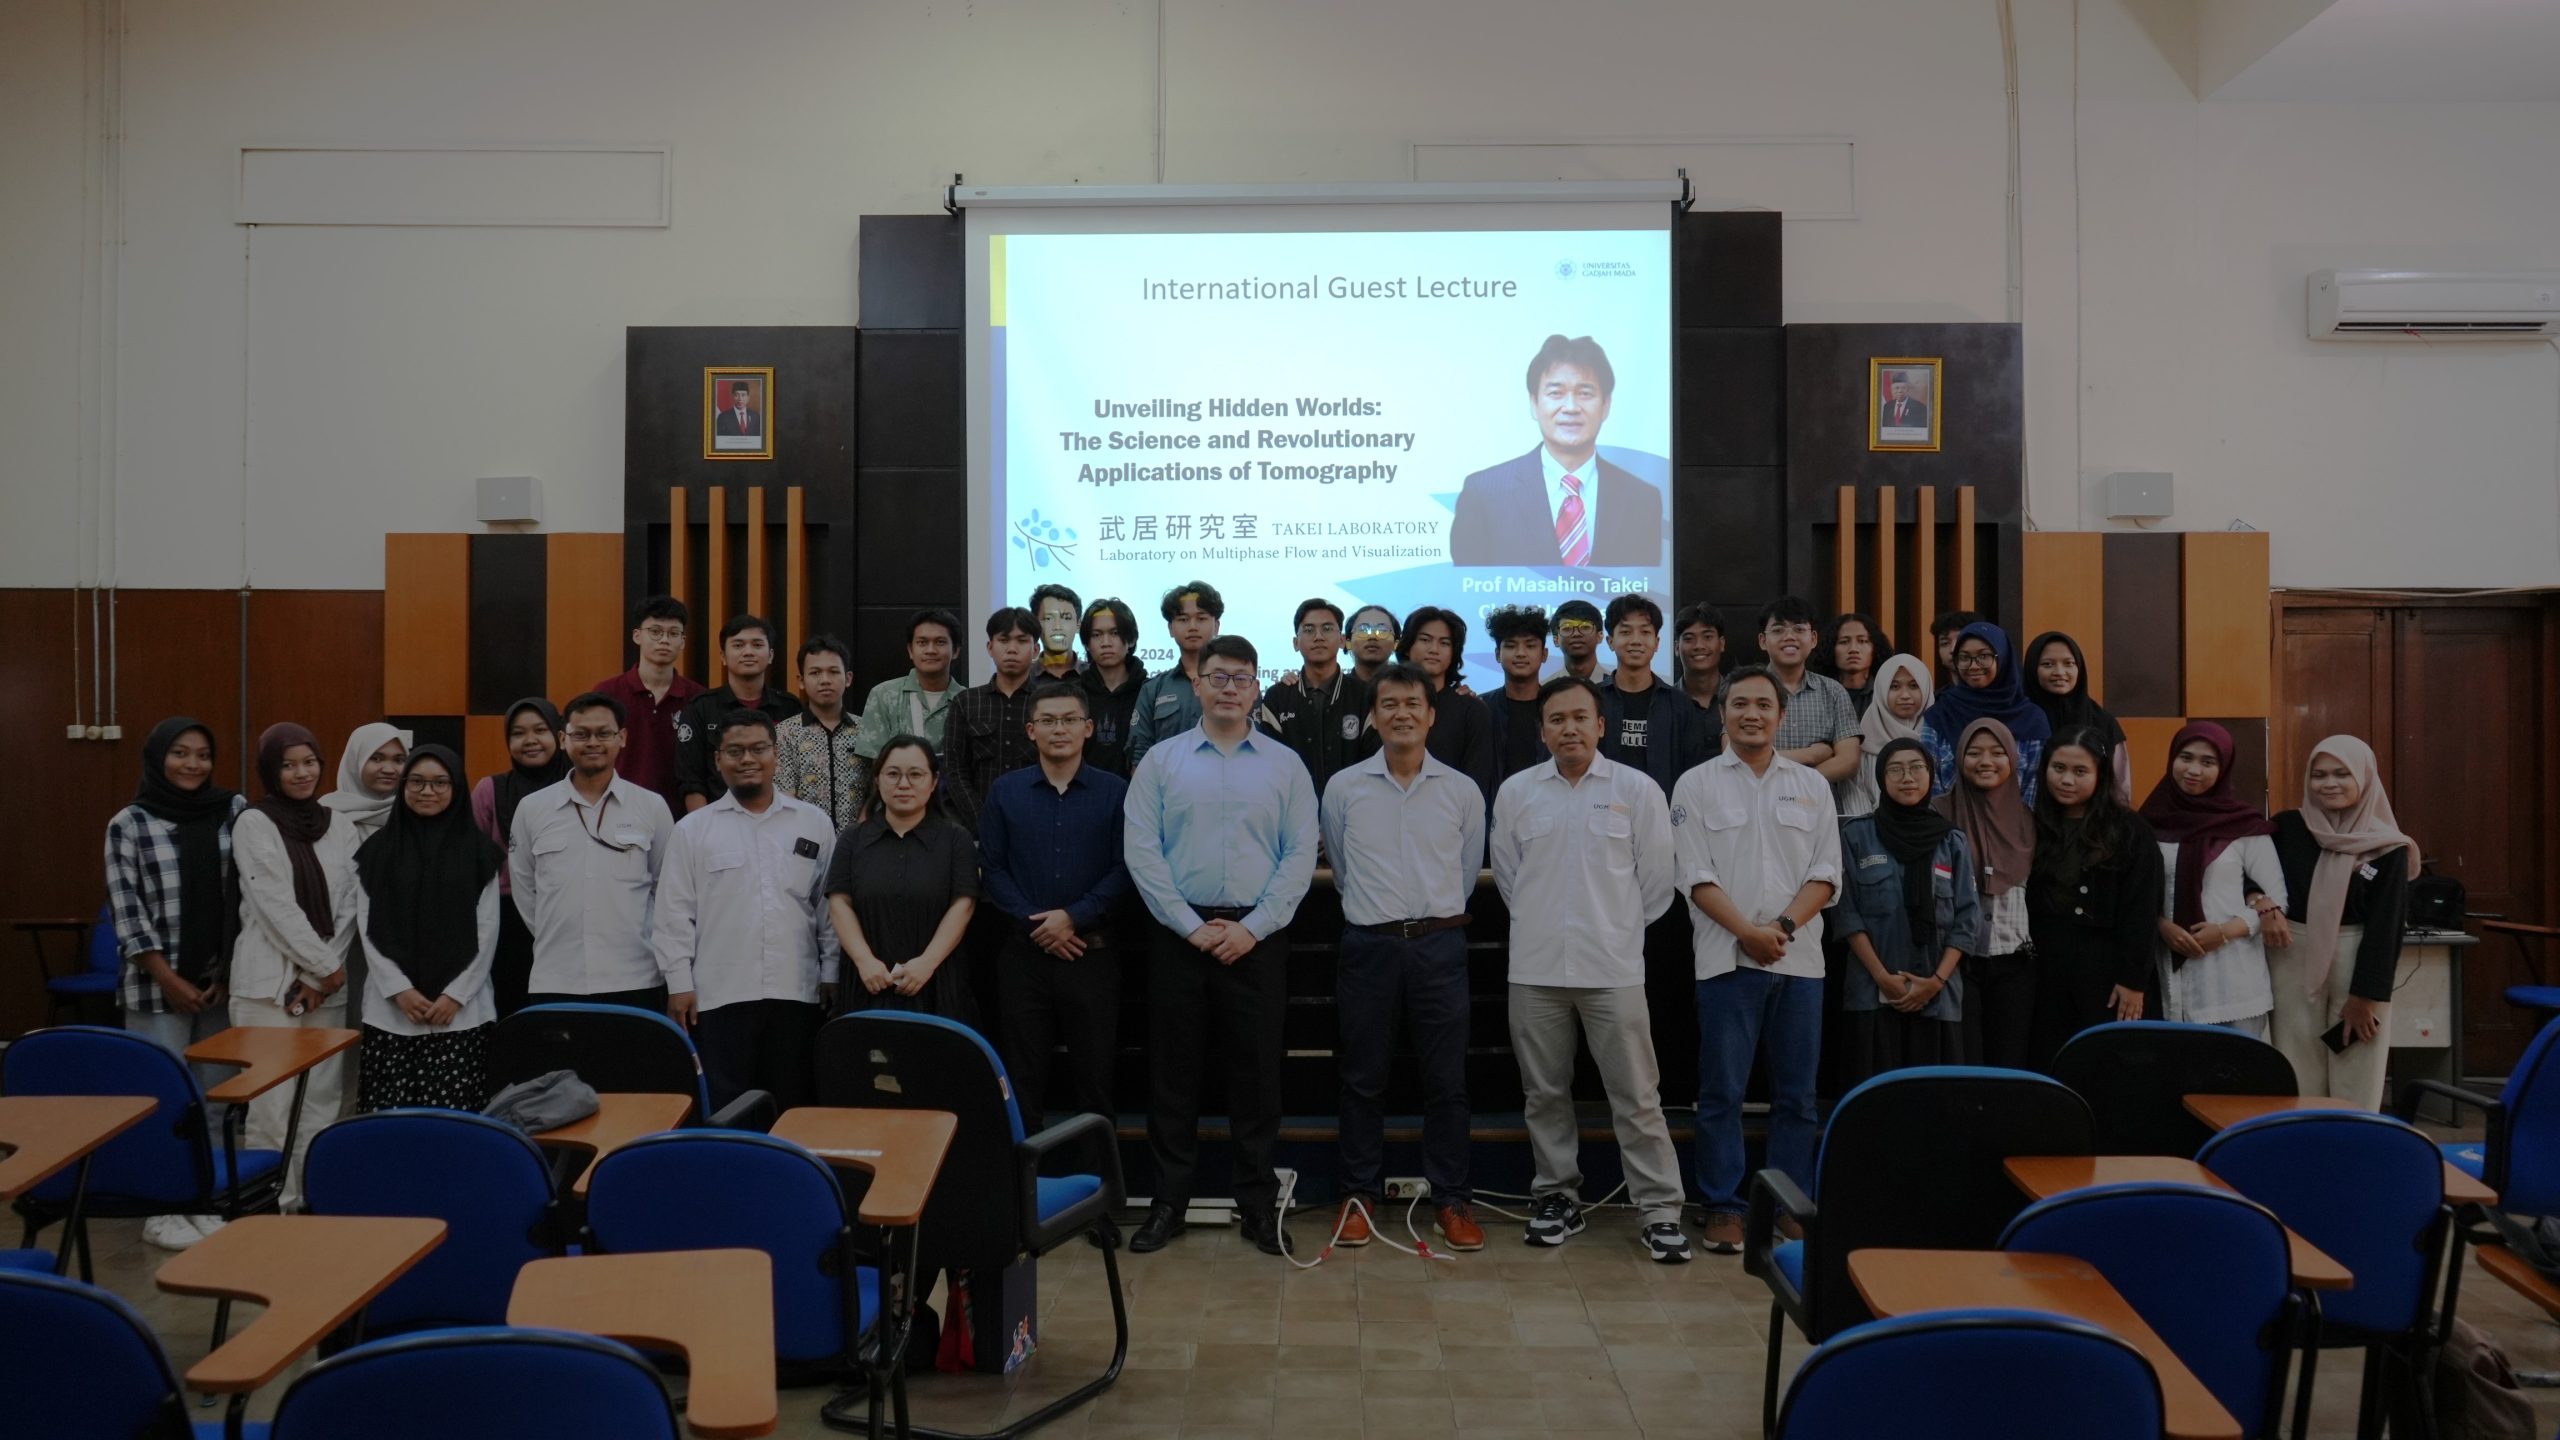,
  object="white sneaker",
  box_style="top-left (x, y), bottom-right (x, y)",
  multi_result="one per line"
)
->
top-left (185, 1215), bottom-right (227, 1242)
top-left (143, 1214), bottom-right (203, 1251)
